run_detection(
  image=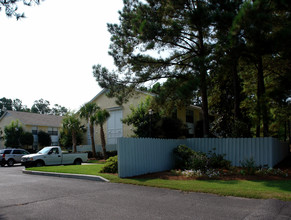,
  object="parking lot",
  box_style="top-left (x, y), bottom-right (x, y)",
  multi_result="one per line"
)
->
top-left (1, 166), bottom-right (291, 220)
